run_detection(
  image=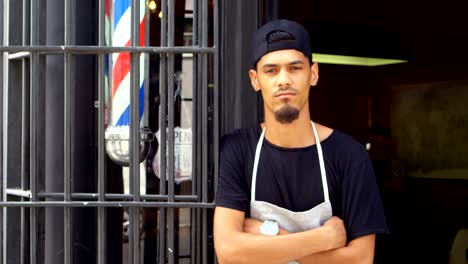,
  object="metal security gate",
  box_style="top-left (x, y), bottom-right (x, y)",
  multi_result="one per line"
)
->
top-left (0, 0), bottom-right (218, 263)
